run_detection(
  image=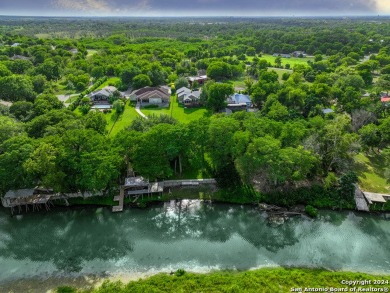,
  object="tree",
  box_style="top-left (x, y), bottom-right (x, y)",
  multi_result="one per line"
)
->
top-left (113, 100), bottom-right (125, 114)
top-left (33, 94), bottom-right (64, 116)
top-left (23, 143), bottom-right (62, 189)
top-left (9, 101), bottom-right (34, 121)
top-left (174, 77), bottom-right (189, 89)
top-left (206, 83), bottom-right (234, 112)
top-left (132, 74), bottom-right (152, 89)
top-left (0, 116), bottom-right (24, 145)
top-left (120, 66), bottom-right (141, 86)
top-left (32, 74), bottom-right (47, 94)
top-left (0, 75), bottom-right (36, 102)
top-left (359, 124), bottom-right (381, 153)
top-left (207, 61), bottom-right (231, 81)
top-left (0, 64), bottom-right (11, 77)
top-left (0, 136), bottom-right (35, 194)
top-left (36, 59), bottom-right (61, 81)
top-left (82, 111), bottom-right (107, 134)
top-left (207, 117), bottom-right (239, 172)
top-left (274, 56), bottom-right (282, 67)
